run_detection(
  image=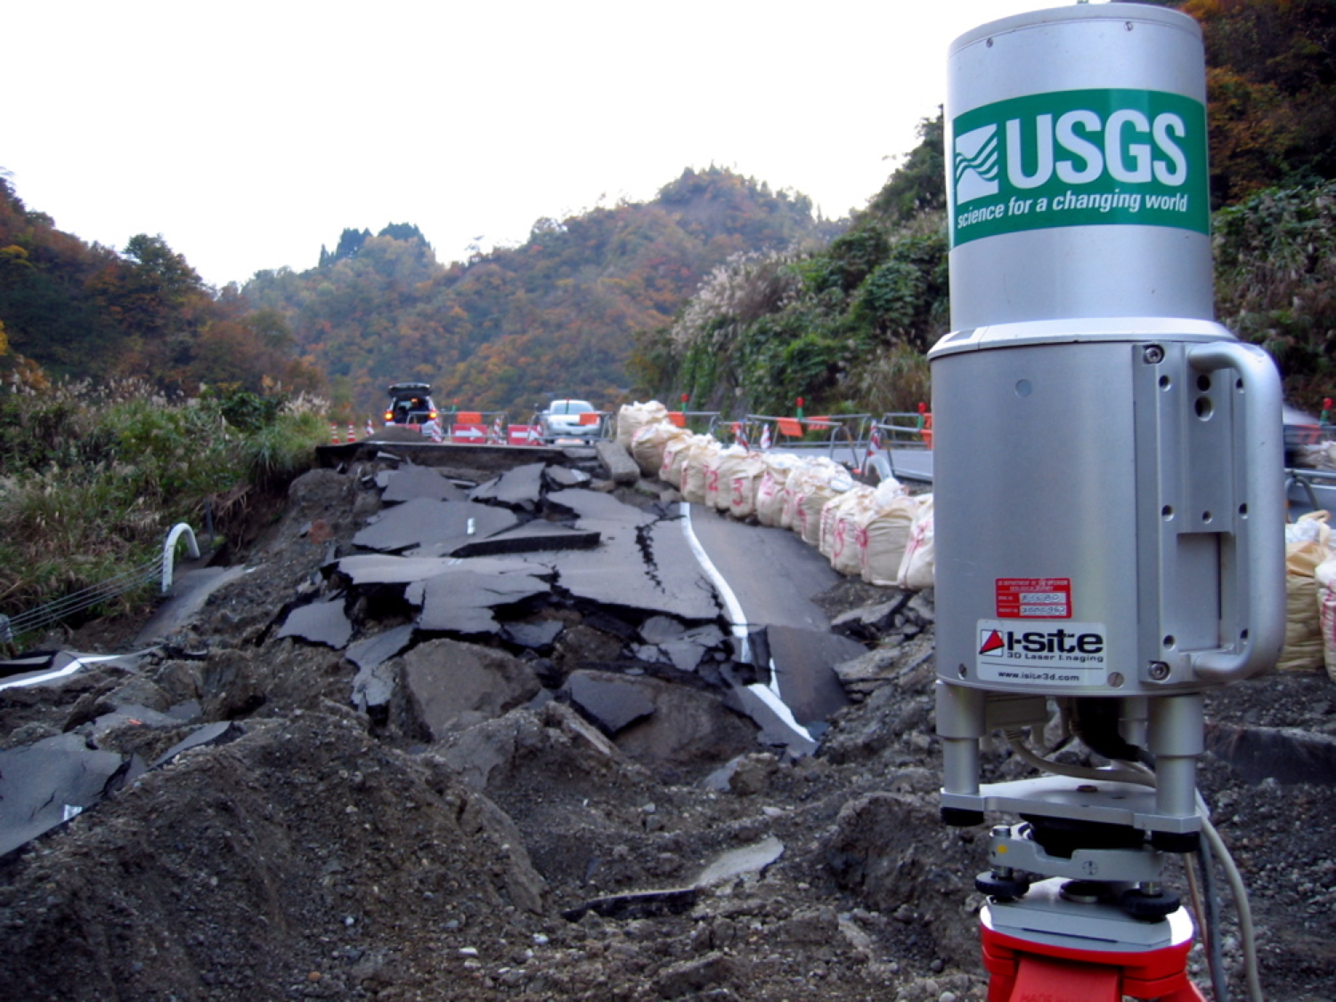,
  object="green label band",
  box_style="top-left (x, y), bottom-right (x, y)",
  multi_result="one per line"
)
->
top-left (949, 88), bottom-right (1209, 247)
